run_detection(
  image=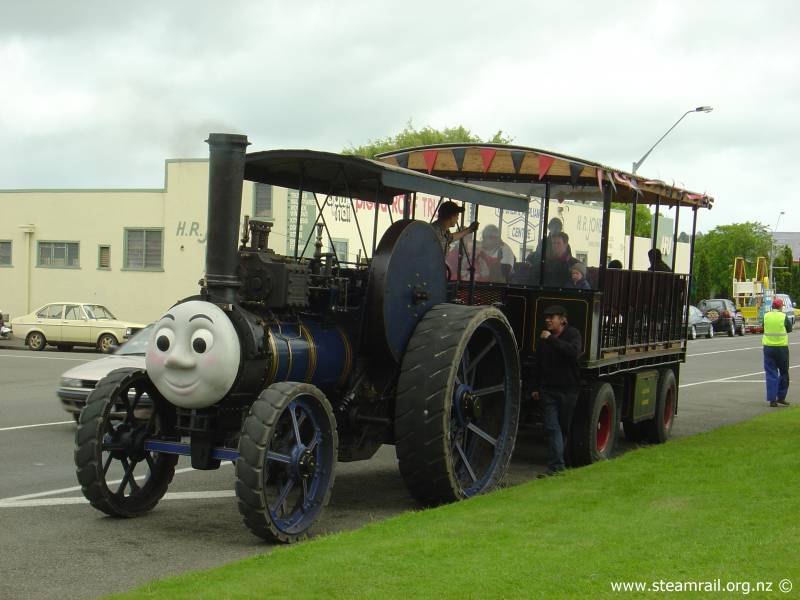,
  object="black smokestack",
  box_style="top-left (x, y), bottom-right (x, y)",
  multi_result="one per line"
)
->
top-left (204, 133), bottom-right (250, 304)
